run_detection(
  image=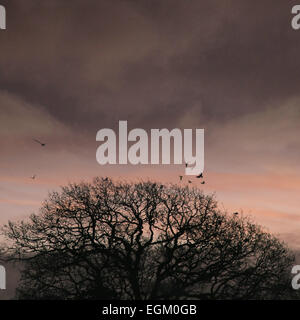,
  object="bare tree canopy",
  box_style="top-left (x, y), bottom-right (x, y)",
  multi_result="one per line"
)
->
top-left (0, 178), bottom-right (295, 299)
